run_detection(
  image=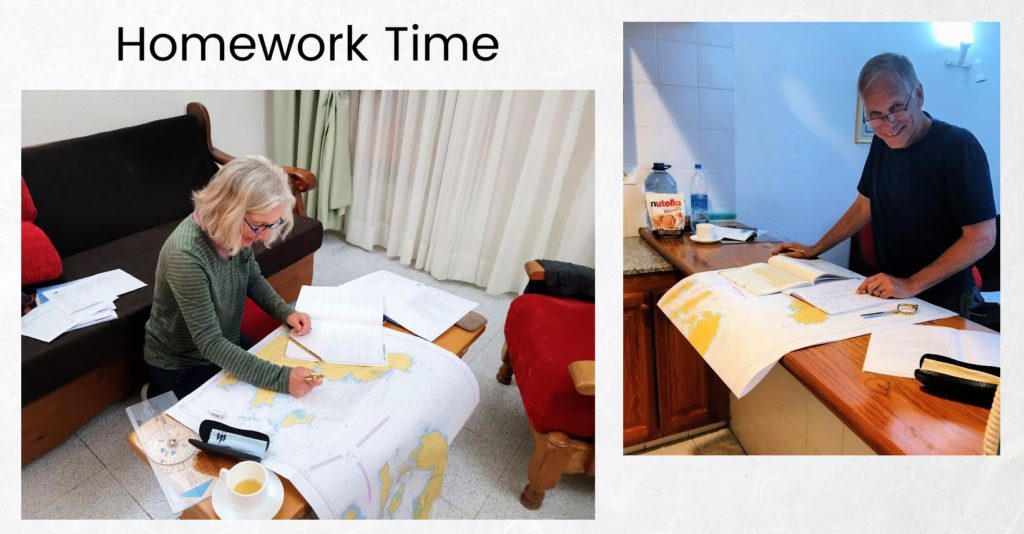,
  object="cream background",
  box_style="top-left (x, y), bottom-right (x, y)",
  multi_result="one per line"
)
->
top-left (3, 1), bottom-right (1021, 533)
